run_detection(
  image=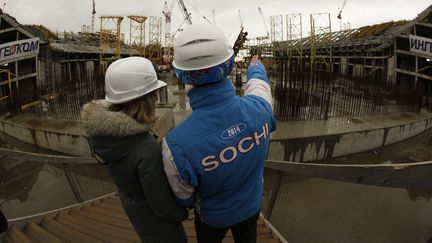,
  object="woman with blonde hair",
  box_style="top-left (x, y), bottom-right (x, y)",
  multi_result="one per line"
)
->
top-left (81, 57), bottom-right (187, 243)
